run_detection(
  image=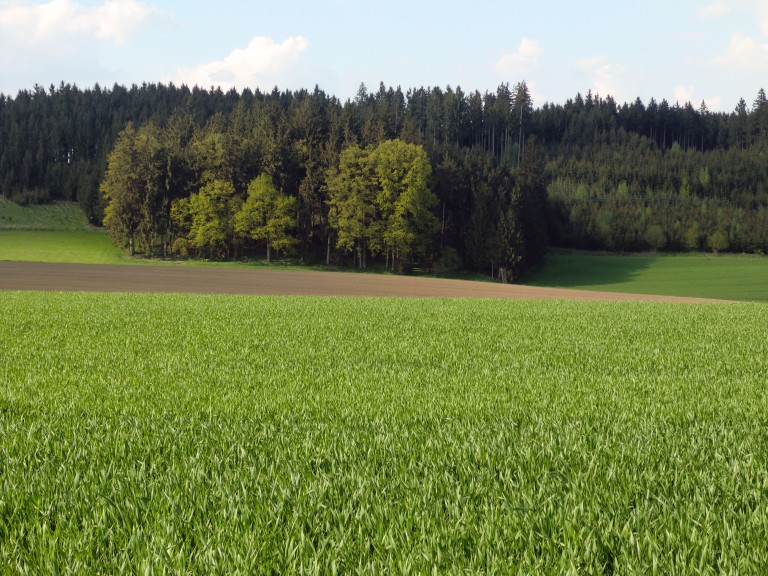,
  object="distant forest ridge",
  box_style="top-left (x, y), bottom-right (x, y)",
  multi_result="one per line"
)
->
top-left (1, 80), bottom-right (767, 269)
